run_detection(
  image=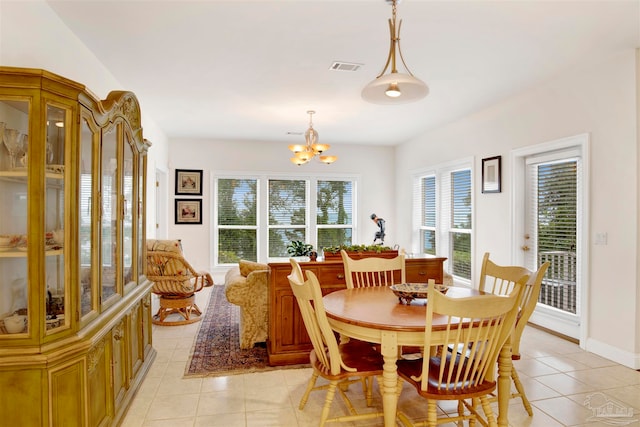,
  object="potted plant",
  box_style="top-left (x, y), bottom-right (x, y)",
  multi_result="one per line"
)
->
top-left (322, 244), bottom-right (398, 260)
top-left (286, 240), bottom-right (316, 261)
